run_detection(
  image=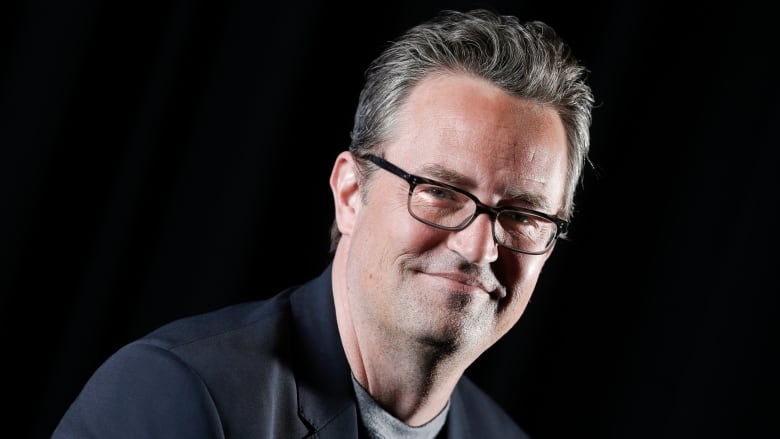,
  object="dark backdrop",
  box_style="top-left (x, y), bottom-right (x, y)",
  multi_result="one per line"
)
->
top-left (3, 1), bottom-right (778, 438)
